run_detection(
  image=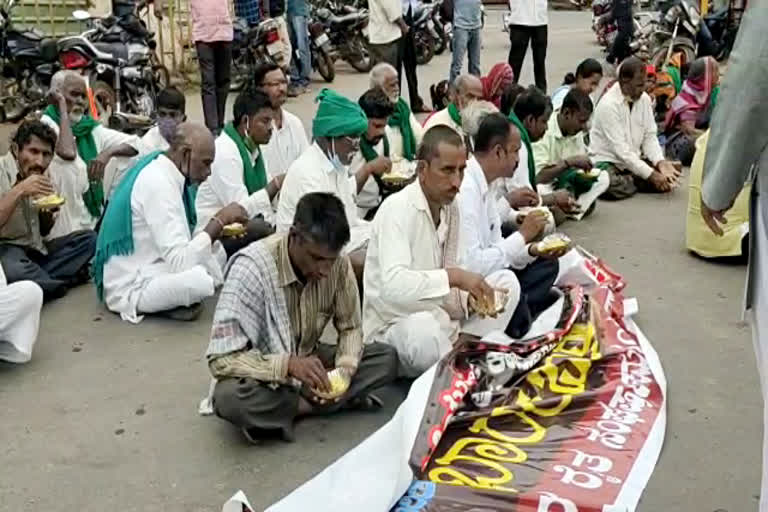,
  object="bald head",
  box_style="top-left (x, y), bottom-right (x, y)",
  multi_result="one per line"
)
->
top-left (453, 74), bottom-right (483, 111)
top-left (370, 62), bottom-right (399, 103)
top-left (170, 122), bottom-right (216, 184)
